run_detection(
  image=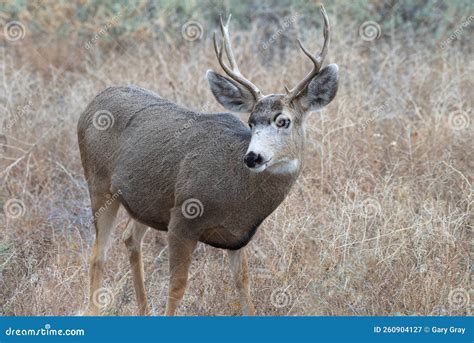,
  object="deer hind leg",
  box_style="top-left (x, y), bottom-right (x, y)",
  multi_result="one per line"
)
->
top-left (86, 191), bottom-right (120, 315)
top-left (228, 248), bottom-right (255, 315)
top-left (123, 220), bottom-right (150, 315)
top-left (165, 217), bottom-right (197, 316)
